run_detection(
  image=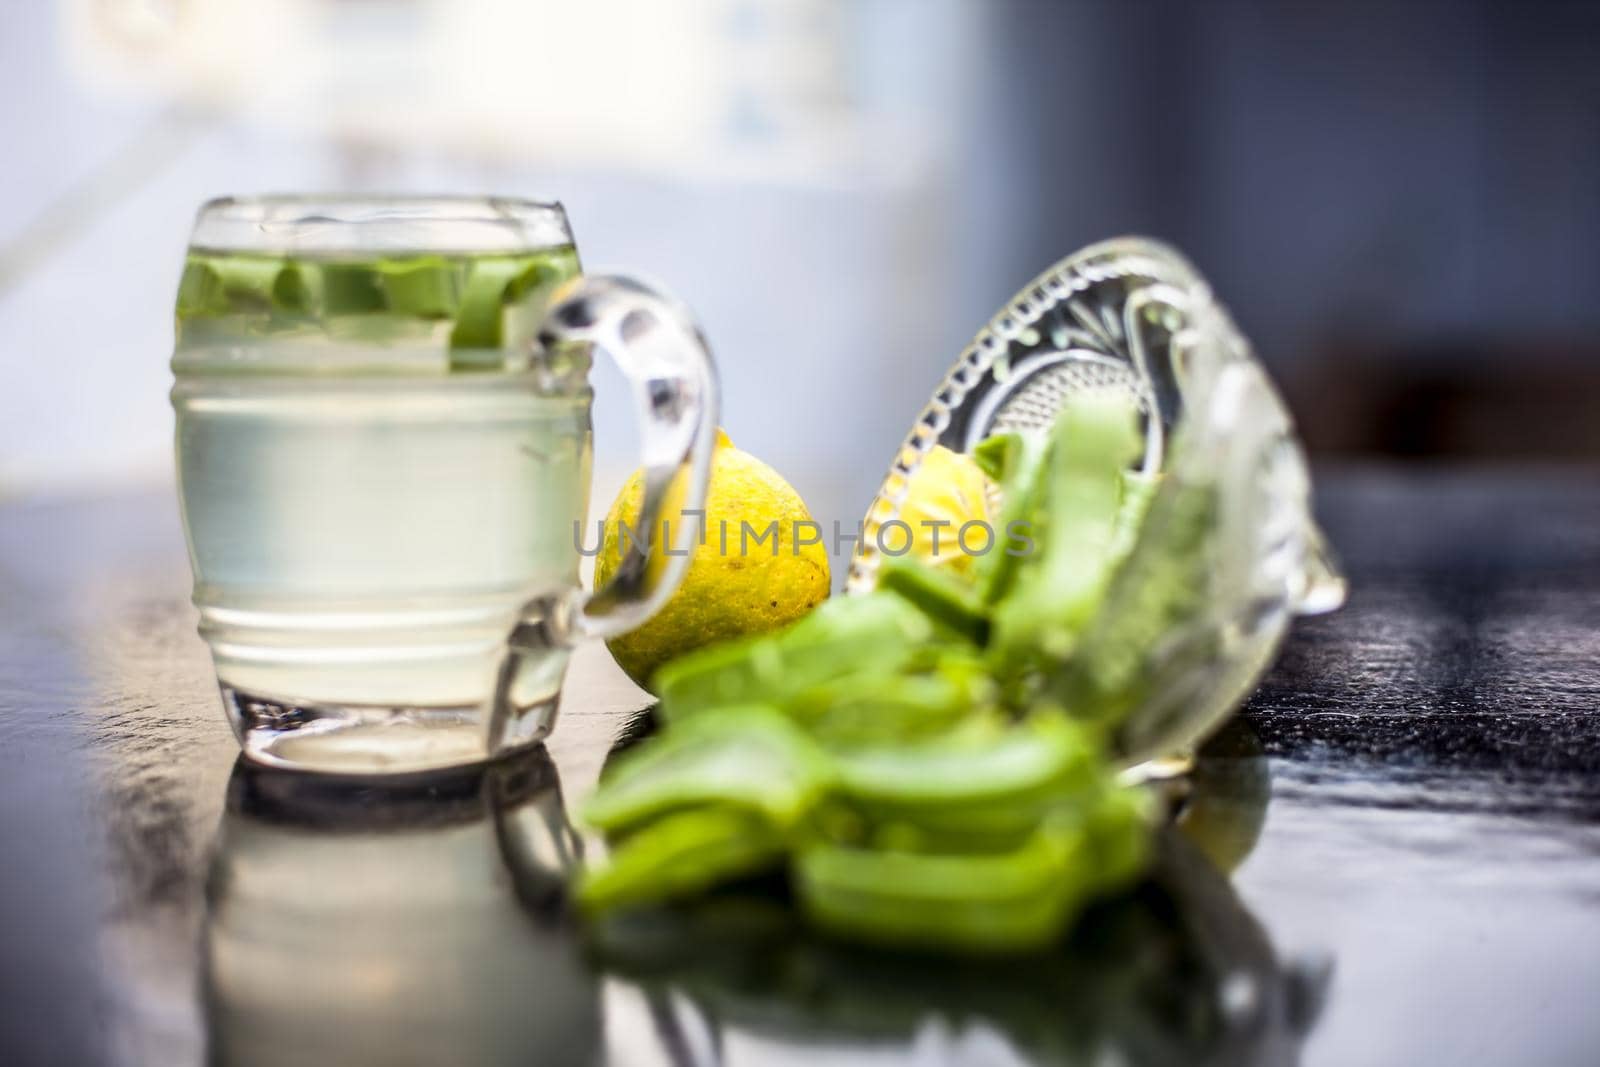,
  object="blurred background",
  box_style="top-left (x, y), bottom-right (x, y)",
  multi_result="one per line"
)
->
top-left (3, 0), bottom-right (1599, 520)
